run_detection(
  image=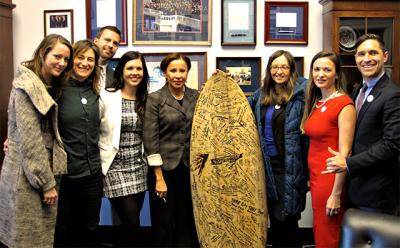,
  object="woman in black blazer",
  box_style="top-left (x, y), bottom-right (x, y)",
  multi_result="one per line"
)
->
top-left (143, 53), bottom-right (199, 247)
